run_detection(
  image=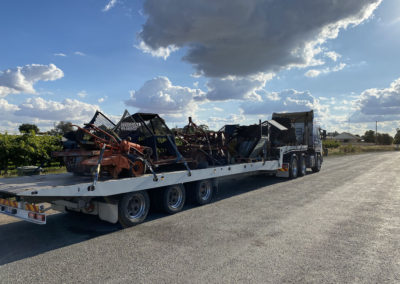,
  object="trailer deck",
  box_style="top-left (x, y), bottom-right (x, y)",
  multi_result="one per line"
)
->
top-left (0, 160), bottom-right (281, 198)
top-left (0, 144), bottom-right (315, 226)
